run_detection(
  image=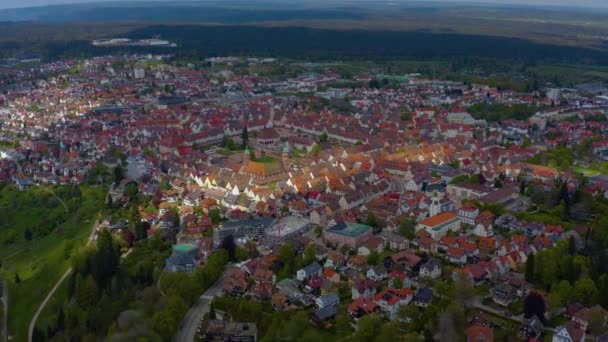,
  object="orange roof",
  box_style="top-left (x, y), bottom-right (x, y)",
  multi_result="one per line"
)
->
top-left (201, 198), bottom-right (217, 207)
top-left (323, 268), bottom-right (337, 278)
top-left (419, 211), bottom-right (458, 227)
top-left (466, 324), bottom-right (494, 342)
top-left (479, 237), bottom-right (496, 249)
